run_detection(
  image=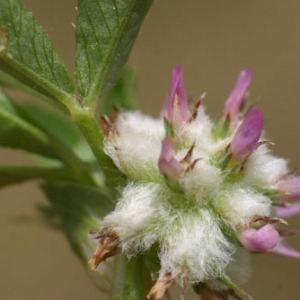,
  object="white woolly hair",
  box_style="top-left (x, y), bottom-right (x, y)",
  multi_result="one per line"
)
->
top-left (216, 186), bottom-right (271, 227)
top-left (159, 209), bottom-right (234, 285)
top-left (179, 106), bottom-right (214, 152)
top-left (102, 182), bottom-right (168, 252)
top-left (104, 111), bottom-right (165, 181)
top-left (180, 158), bottom-right (222, 202)
top-left (242, 145), bottom-right (289, 186)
